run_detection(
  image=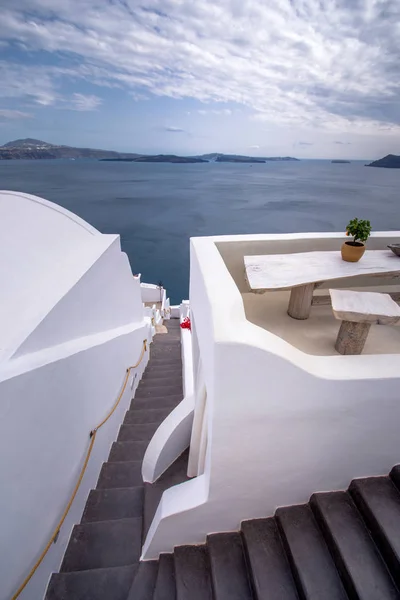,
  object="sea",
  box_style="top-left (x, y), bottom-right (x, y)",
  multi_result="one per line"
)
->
top-left (1, 159), bottom-right (399, 304)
